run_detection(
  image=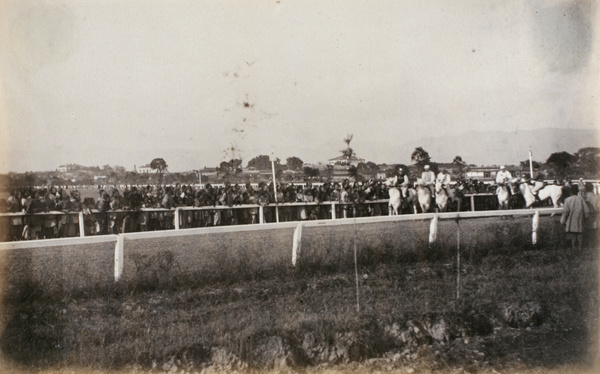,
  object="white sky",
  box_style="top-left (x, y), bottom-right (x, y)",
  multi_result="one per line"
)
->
top-left (1, 0), bottom-right (599, 172)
